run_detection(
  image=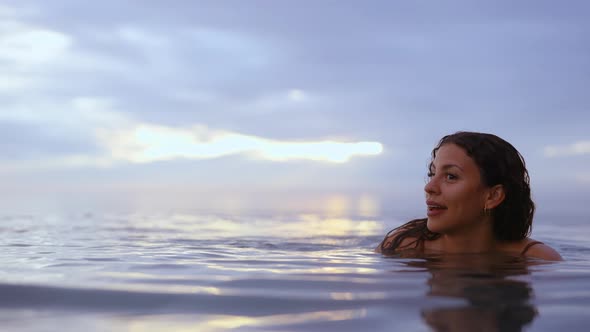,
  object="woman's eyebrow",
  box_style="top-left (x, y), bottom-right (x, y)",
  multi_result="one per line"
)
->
top-left (431, 164), bottom-right (464, 171)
